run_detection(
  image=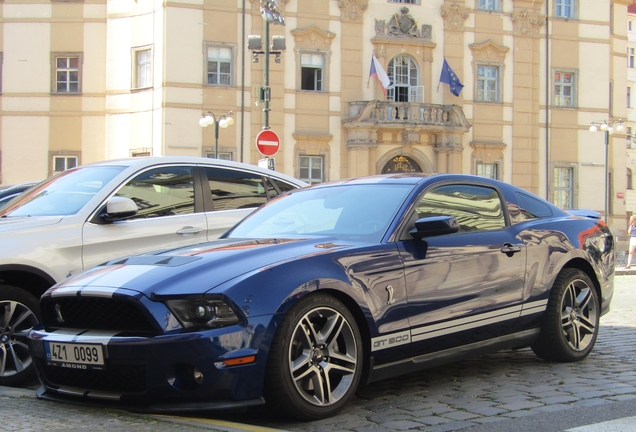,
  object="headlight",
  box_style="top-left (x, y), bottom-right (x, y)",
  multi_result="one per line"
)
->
top-left (165, 298), bottom-right (240, 331)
